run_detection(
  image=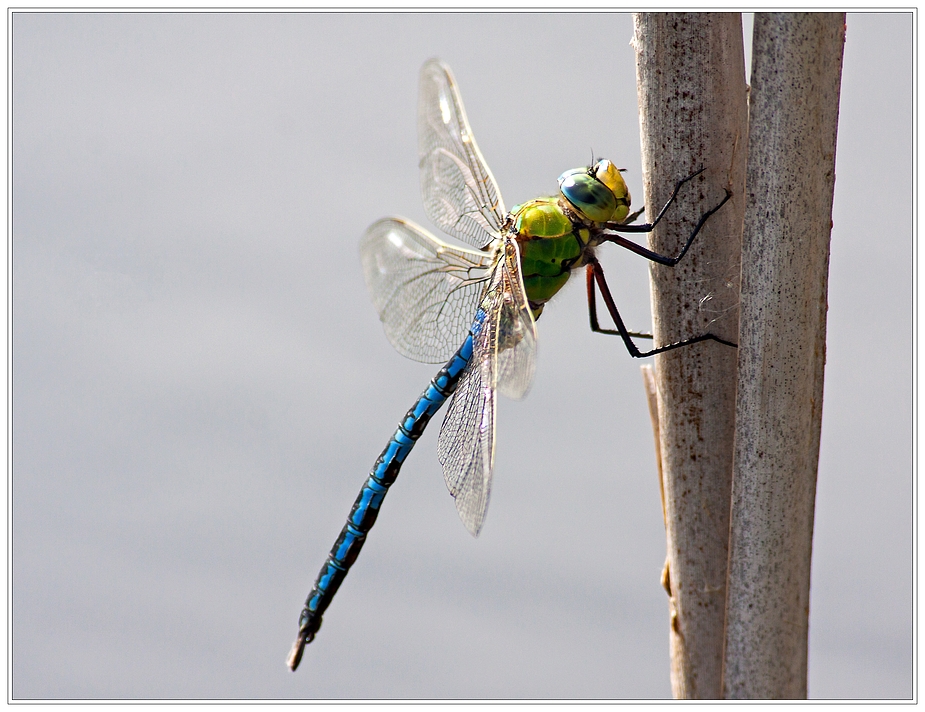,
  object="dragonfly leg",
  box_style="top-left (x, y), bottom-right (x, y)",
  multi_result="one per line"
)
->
top-left (602, 167), bottom-right (706, 235)
top-left (585, 259), bottom-right (737, 358)
top-left (600, 178), bottom-right (732, 268)
top-left (585, 262), bottom-right (653, 345)
top-left (621, 205), bottom-right (646, 225)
